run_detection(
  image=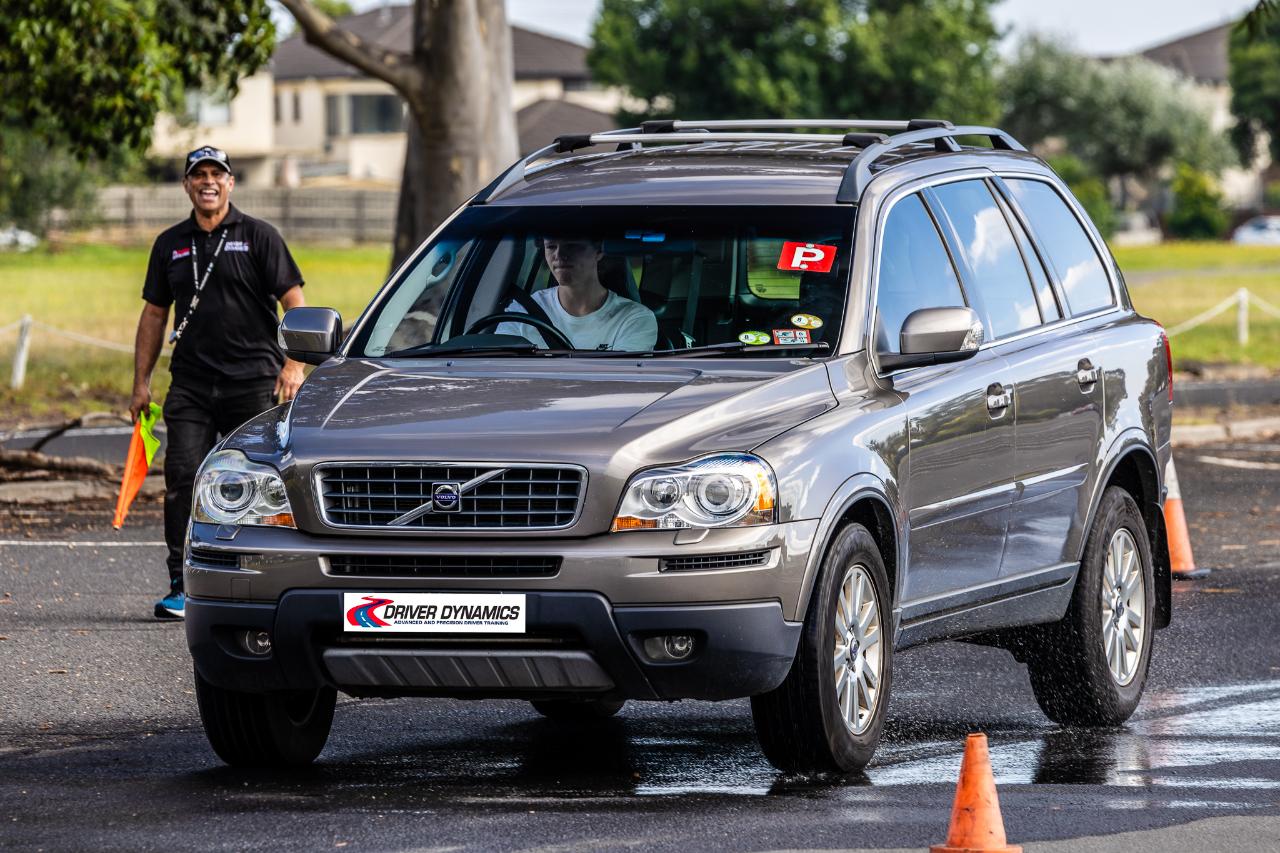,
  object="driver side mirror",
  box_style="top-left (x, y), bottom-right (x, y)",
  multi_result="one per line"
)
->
top-left (279, 307), bottom-right (342, 366)
top-left (878, 306), bottom-right (984, 372)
